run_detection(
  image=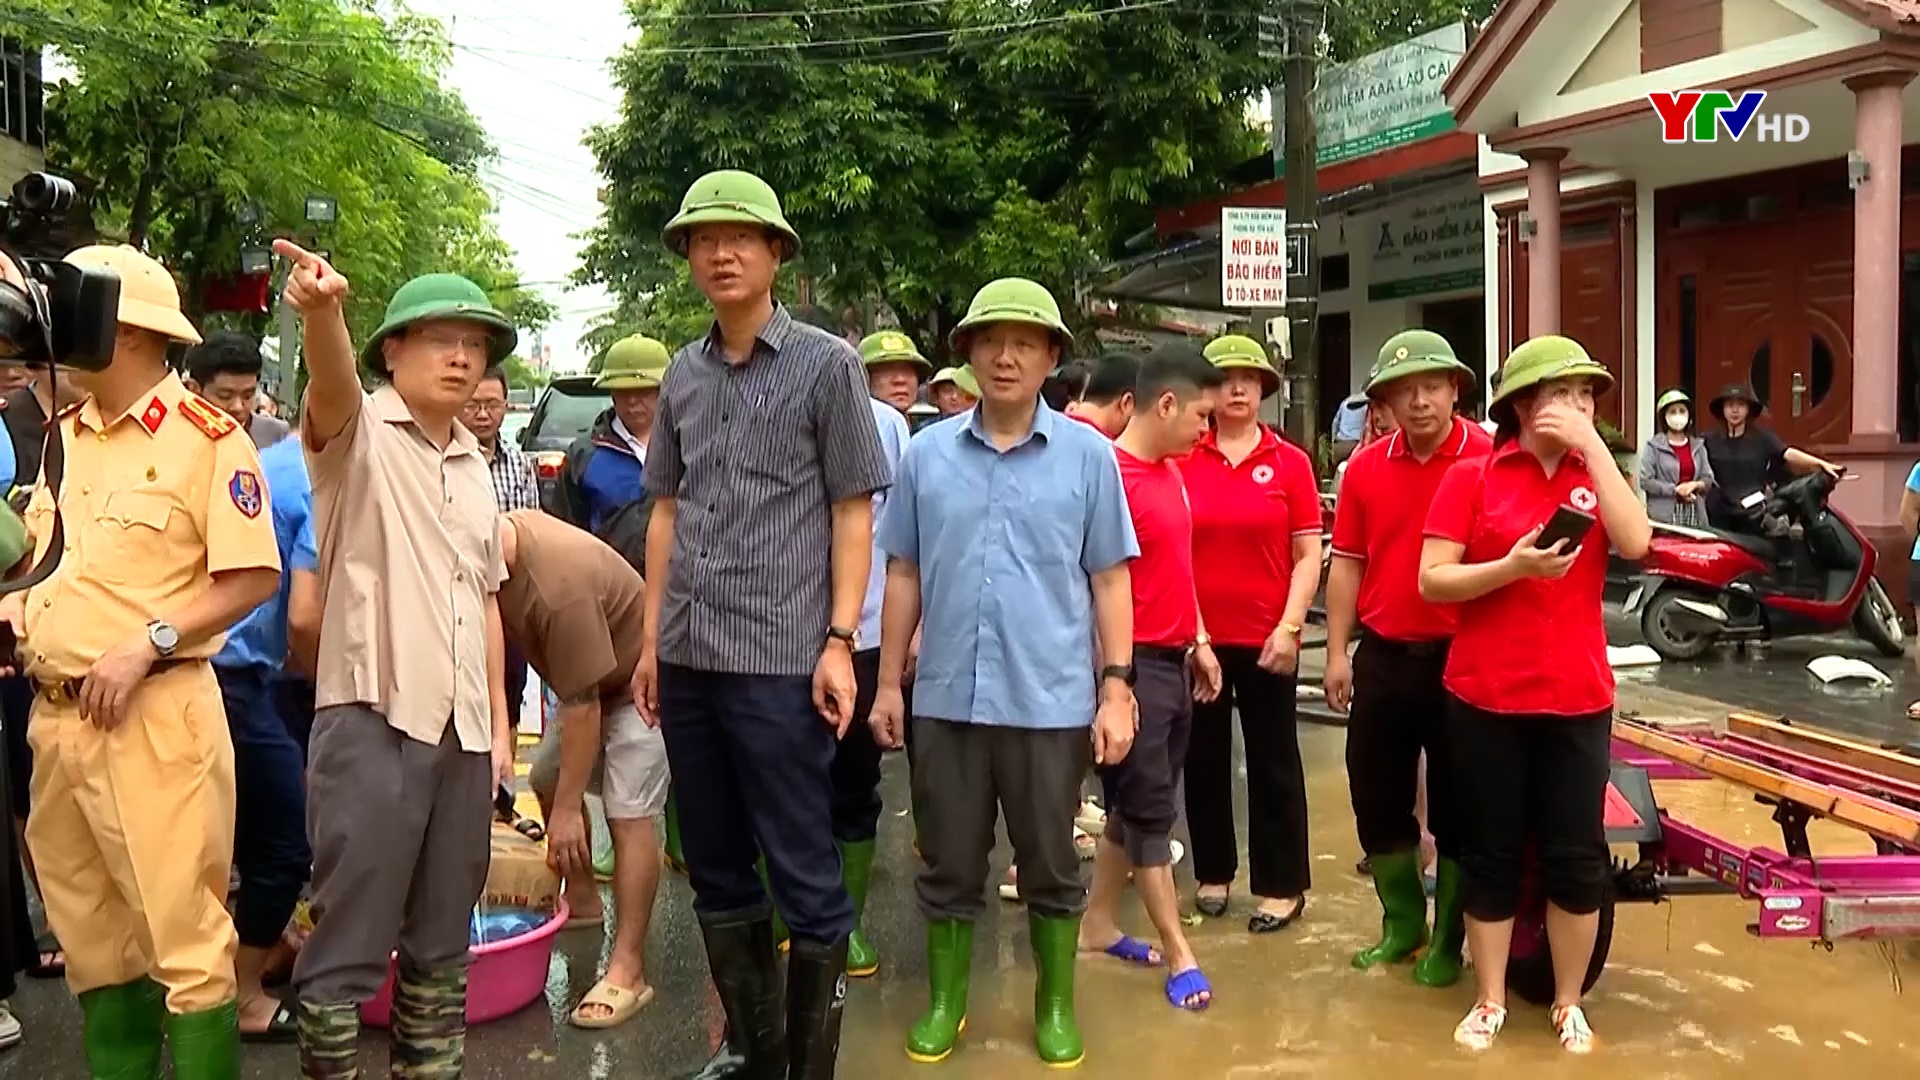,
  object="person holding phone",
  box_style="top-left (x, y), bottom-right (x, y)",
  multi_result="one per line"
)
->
top-left (1418, 336), bottom-right (1651, 1056)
